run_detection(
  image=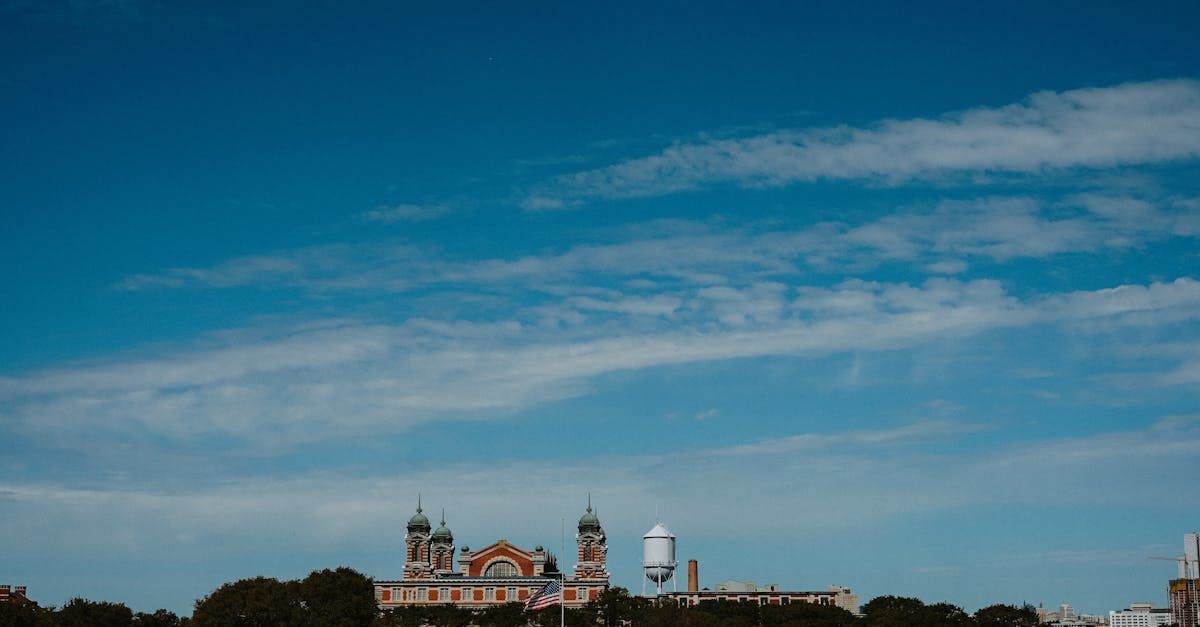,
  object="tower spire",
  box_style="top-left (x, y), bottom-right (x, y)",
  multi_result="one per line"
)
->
top-left (575, 494), bottom-right (608, 582)
top-left (417, 493), bottom-right (422, 513)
